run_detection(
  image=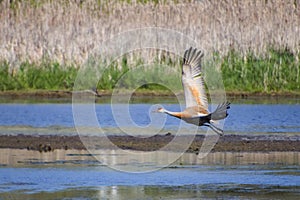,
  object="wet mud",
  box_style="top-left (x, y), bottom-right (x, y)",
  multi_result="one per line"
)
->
top-left (0, 134), bottom-right (299, 153)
